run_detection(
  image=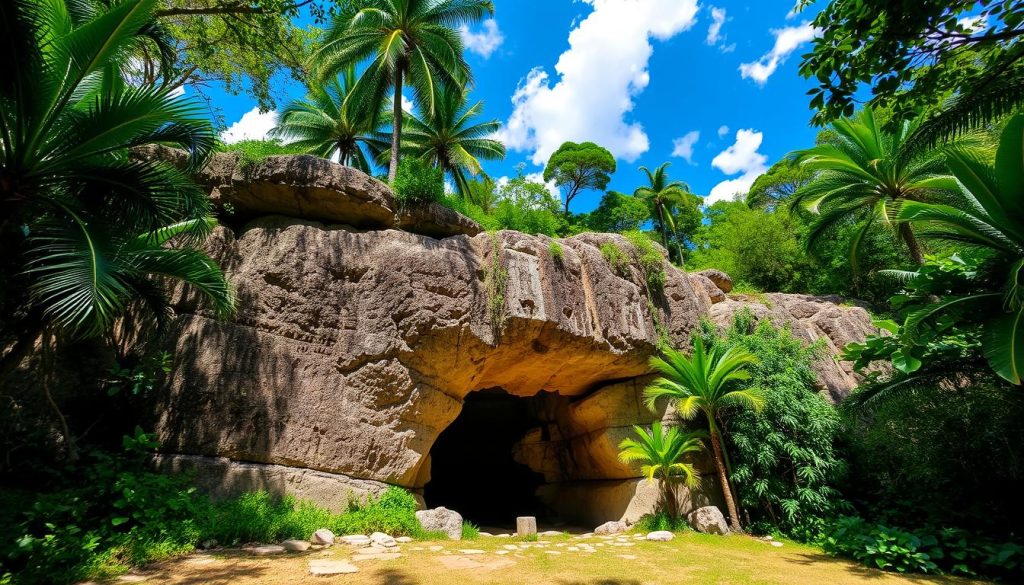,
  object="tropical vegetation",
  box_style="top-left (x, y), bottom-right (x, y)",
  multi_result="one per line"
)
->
top-left (617, 422), bottom-right (704, 520)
